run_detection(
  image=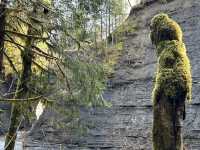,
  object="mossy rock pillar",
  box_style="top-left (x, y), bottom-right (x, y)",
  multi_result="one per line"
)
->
top-left (150, 13), bottom-right (192, 150)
